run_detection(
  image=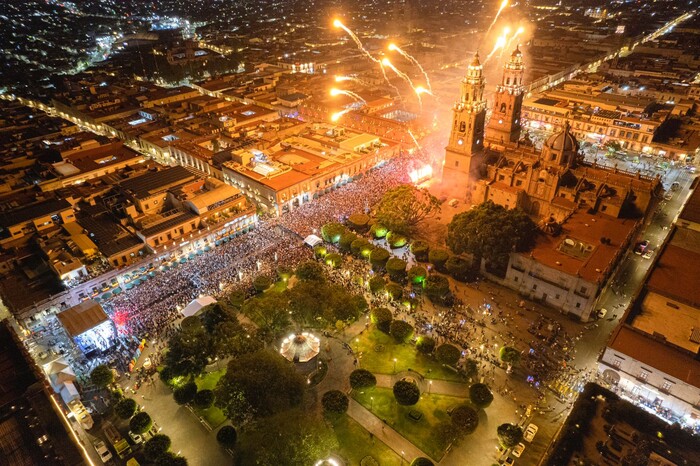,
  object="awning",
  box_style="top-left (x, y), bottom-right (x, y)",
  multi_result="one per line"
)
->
top-left (304, 234), bottom-right (323, 247)
top-left (101, 292), bottom-right (112, 300)
top-left (112, 287), bottom-right (122, 295)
